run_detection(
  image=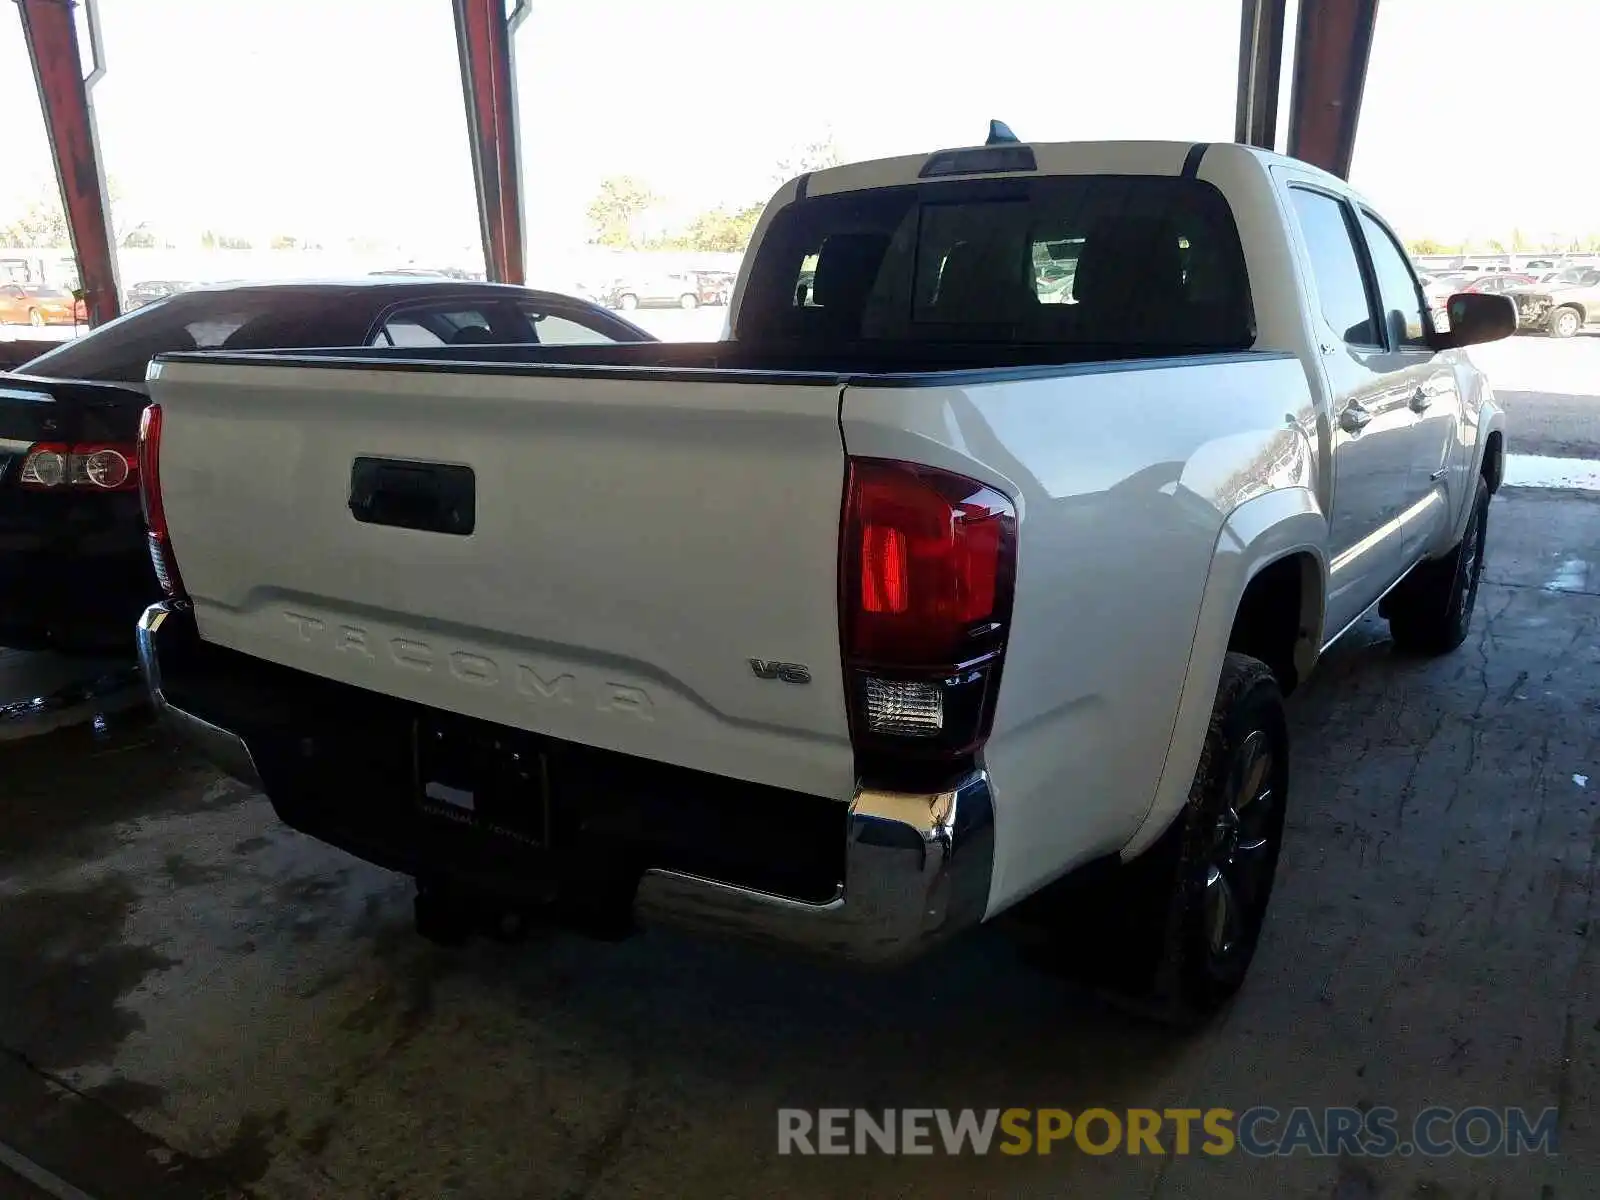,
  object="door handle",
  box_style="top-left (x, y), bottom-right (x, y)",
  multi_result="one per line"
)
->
top-left (1410, 387), bottom-right (1433, 412)
top-left (349, 457), bottom-right (476, 535)
top-left (1339, 403), bottom-right (1373, 434)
